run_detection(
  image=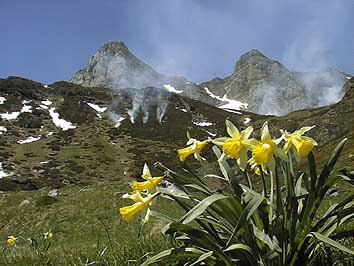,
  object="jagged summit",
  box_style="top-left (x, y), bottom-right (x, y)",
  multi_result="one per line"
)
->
top-left (70, 41), bottom-right (219, 105)
top-left (100, 41), bottom-right (129, 53)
